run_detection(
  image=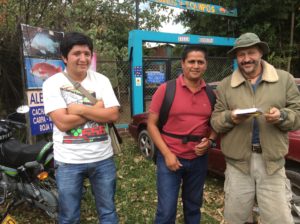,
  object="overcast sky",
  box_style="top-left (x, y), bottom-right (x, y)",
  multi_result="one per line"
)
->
top-left (158, 8), bottom-right (187, 34)
top-left (140, 3), bottom-right (187, 34)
